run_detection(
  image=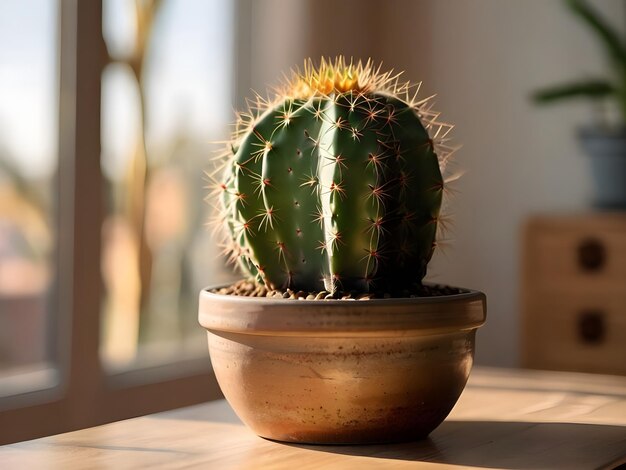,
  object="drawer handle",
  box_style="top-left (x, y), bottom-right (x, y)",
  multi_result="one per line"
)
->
top-left (577, 310), bottom-right (605, 345)
top-left (577, 238), bottom-right (606, 272)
